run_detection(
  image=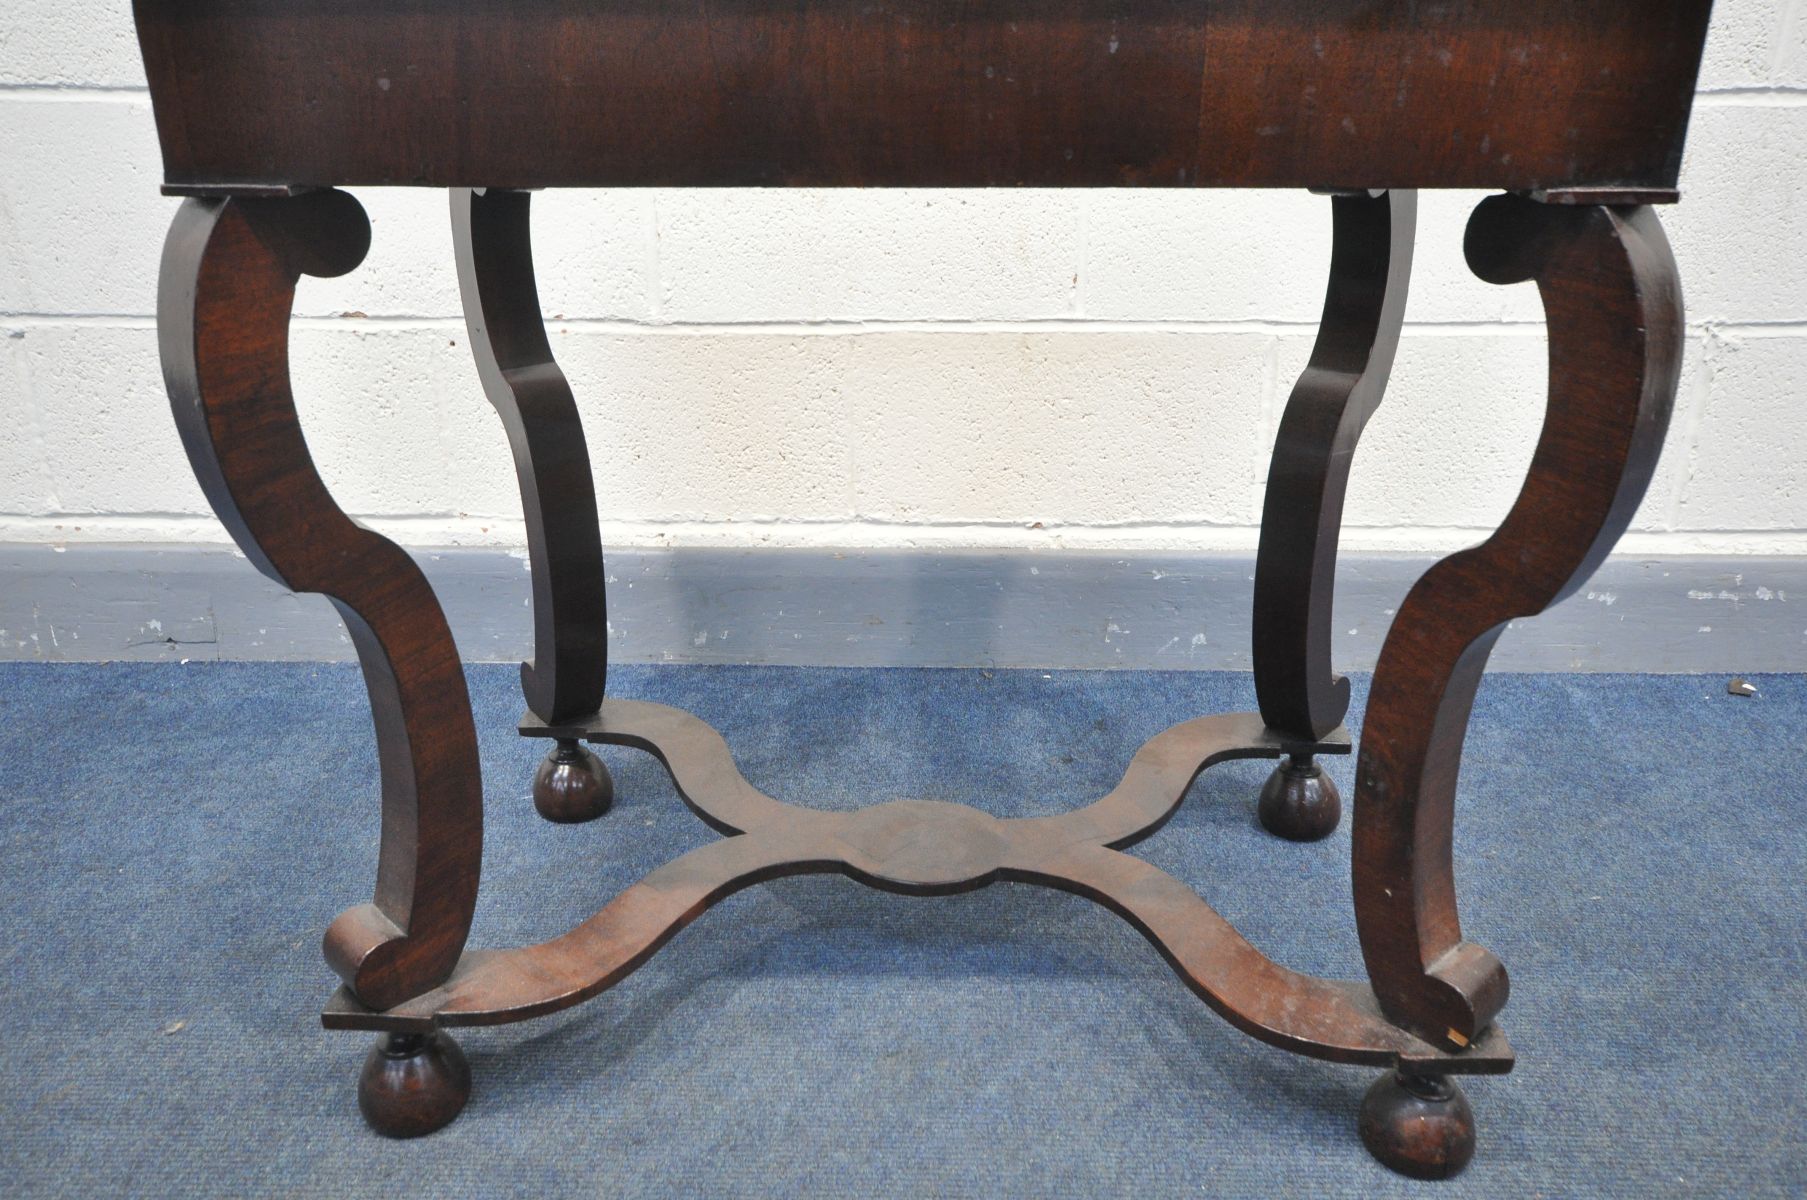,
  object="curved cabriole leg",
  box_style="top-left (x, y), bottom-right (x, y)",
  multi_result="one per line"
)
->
top-left (158, 190), bottom-right (483, 1015)
top-left (1252, 189), bottom-right (1415, 838)
top-left (452, 187), bottom-right (614, 820)
top-left (1354, 196), bottom-right (1684, 1051)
